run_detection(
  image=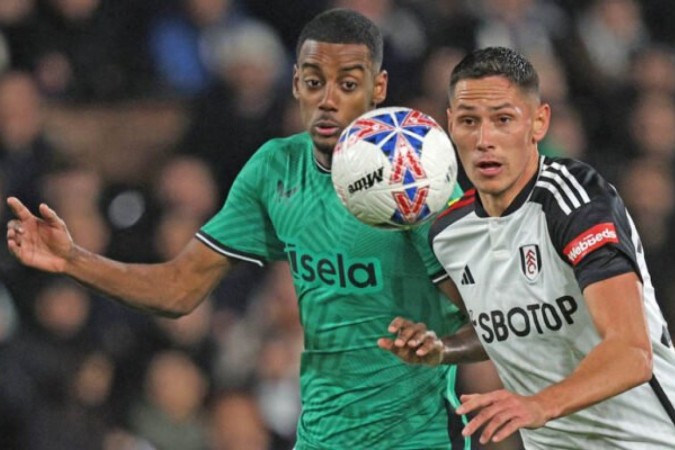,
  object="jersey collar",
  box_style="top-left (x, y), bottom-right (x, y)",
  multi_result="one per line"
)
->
top-left (313, 154), bottom-right (331, 174)
top-left (474, 156), bottom-right (544, 218)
